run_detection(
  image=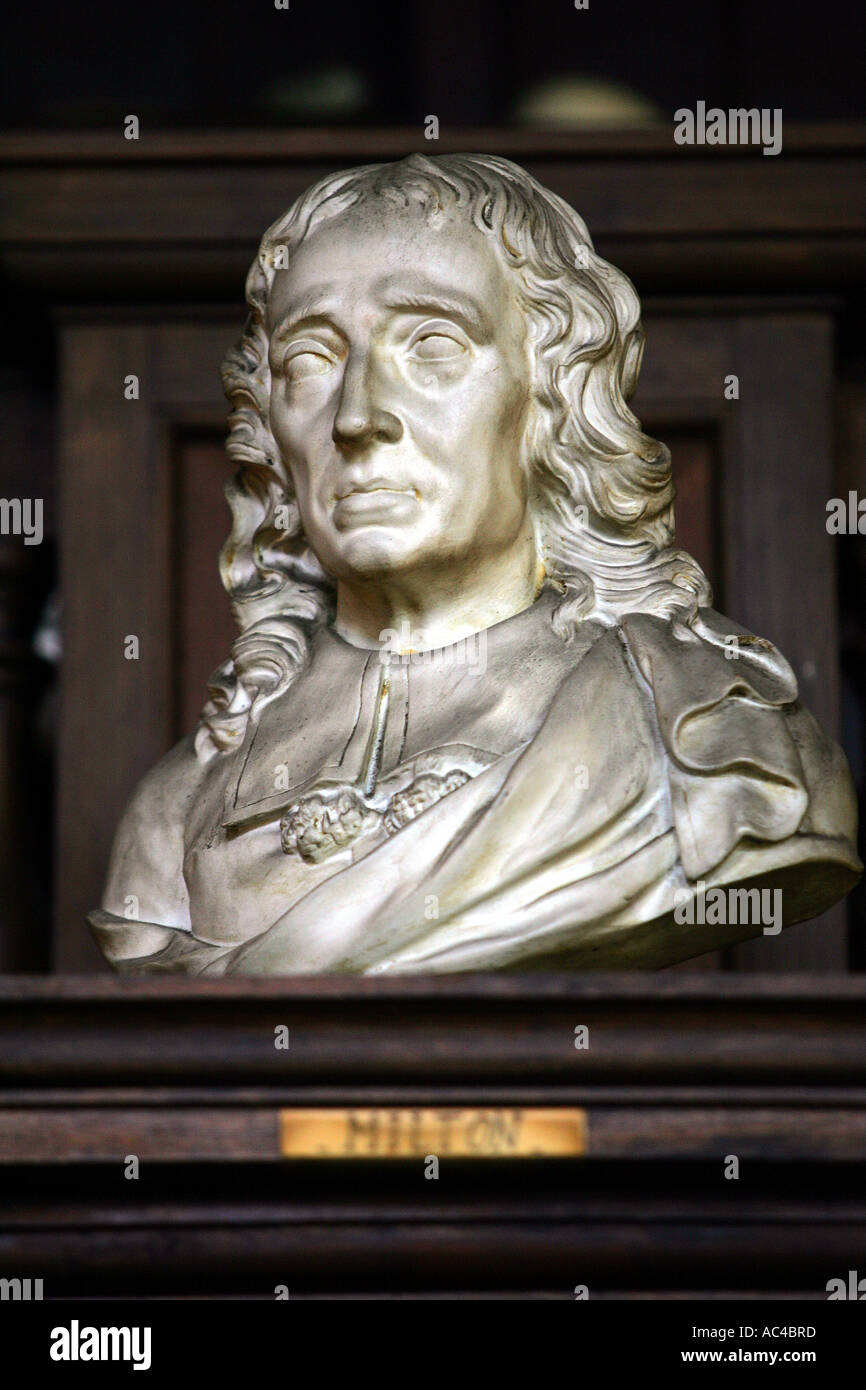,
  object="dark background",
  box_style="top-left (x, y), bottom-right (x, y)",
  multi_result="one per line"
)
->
top-left (1, 0), bottom-right (862, 128)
